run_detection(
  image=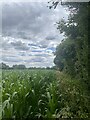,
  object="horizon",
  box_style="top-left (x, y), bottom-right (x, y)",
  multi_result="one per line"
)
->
top-left (0, 62), bottom-right (56, 68)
